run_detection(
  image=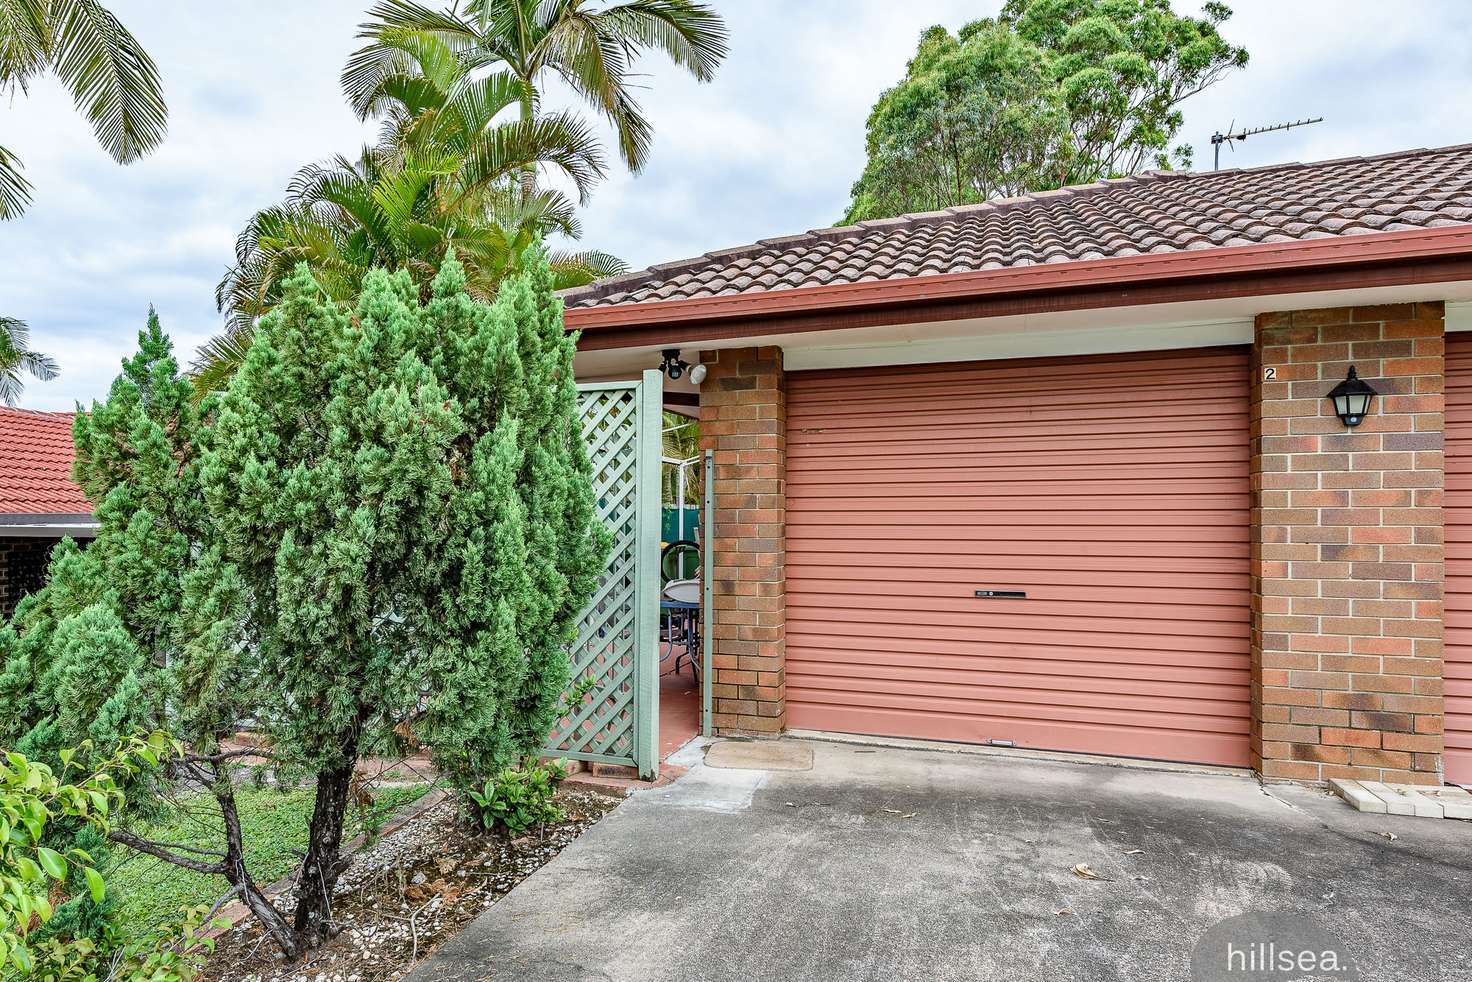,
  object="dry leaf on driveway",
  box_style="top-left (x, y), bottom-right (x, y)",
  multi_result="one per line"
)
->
top-left (1072, 863), bottom-right (1113, 881)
